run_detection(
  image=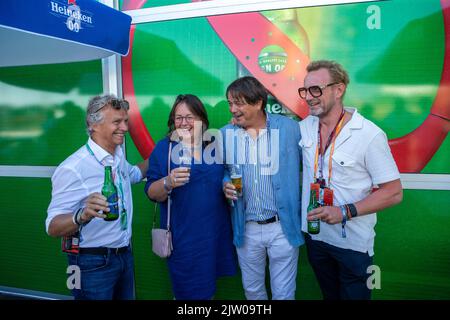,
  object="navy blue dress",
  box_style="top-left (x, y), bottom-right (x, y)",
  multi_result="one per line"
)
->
top-left (145, 137), bottom-right (237, 299)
